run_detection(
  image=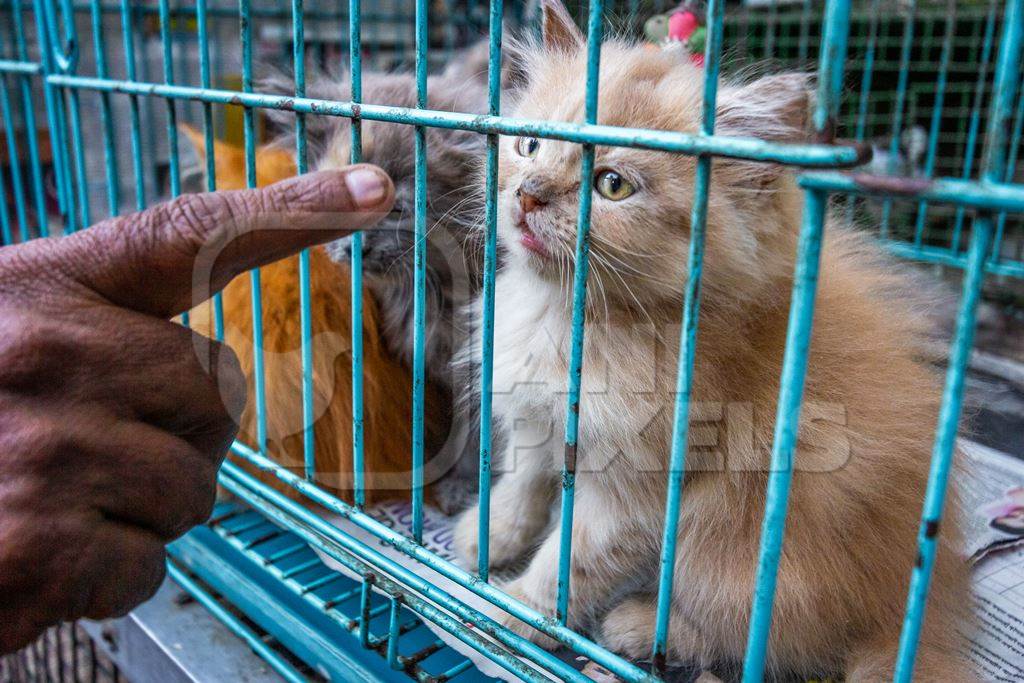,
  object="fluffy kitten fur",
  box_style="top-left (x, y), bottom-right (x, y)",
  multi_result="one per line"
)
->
top-left (263, 45), bottom-right (507, 509)
top-left (267, 44), bottom-right (493, 387)
top-left (453, 2), bottom-right (974, 679)
top-left (184, 127), bottom-right (442, 504)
